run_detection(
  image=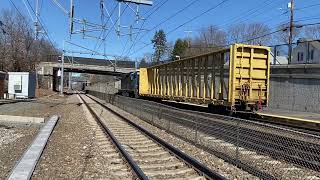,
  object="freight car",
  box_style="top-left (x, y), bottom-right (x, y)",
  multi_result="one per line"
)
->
top-left (120, 43), bottom-right (270, 112)
top-left (140, 44), bottom-right (270, 111)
